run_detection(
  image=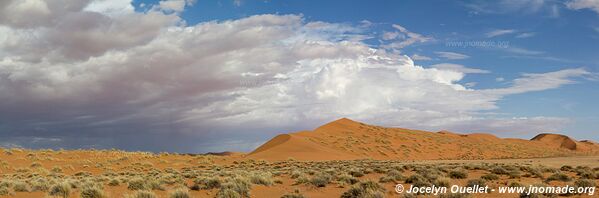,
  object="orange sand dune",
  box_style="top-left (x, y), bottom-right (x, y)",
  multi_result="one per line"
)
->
top-left (246, 118), bottom-right (599, 161)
